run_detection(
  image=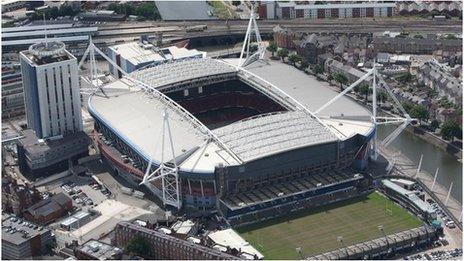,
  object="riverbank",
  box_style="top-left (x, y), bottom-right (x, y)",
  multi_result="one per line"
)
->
top-left (404, 125), bottom-right (462, 160)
